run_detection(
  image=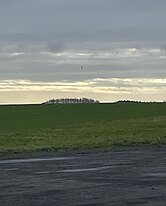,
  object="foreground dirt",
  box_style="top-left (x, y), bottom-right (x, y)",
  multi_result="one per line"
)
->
top-left (0, 146), bottom-right (166, 206)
